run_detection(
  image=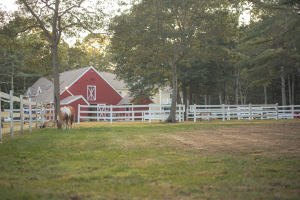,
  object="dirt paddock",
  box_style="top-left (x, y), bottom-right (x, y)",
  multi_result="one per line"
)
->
top-left (2, 119), bottom-right (300, 158)
top-left (167, 121), bottom-right (300, 157)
